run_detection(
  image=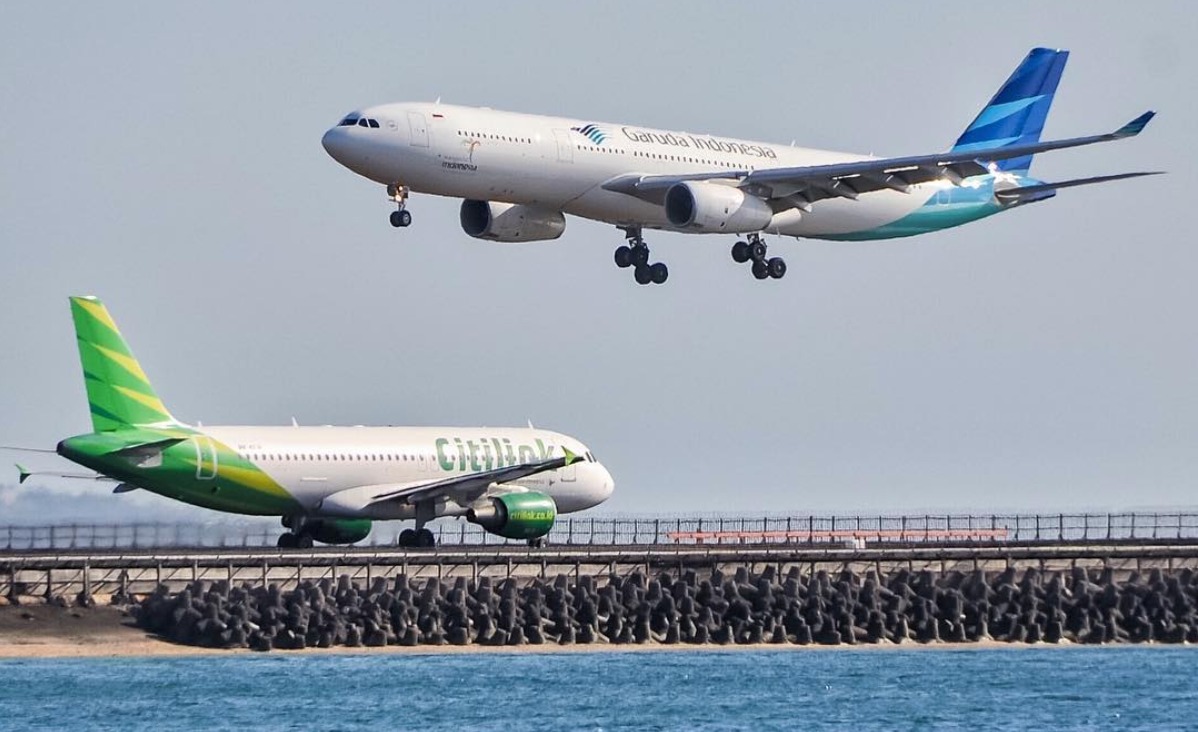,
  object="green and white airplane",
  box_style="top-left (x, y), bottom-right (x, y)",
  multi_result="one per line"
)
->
top-left (13, 297), bottom-right (614, 548)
